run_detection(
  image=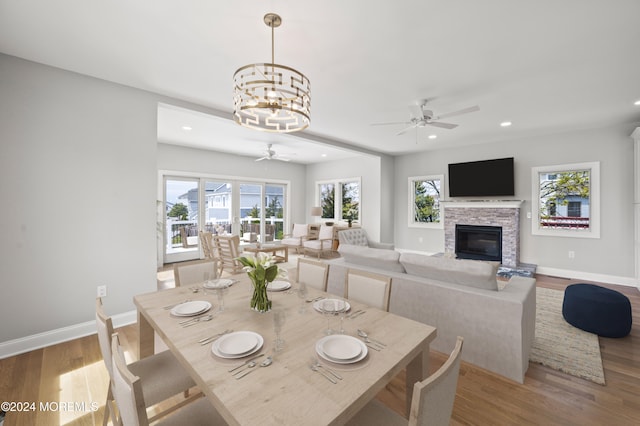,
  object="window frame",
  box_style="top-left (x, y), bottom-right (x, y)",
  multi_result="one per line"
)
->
top-left (316, 177), bottom-right (361, 223)
top-left (531, 161), bottom-right (600, 238)
top-left (408, 174), bottom-right (445, 229)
